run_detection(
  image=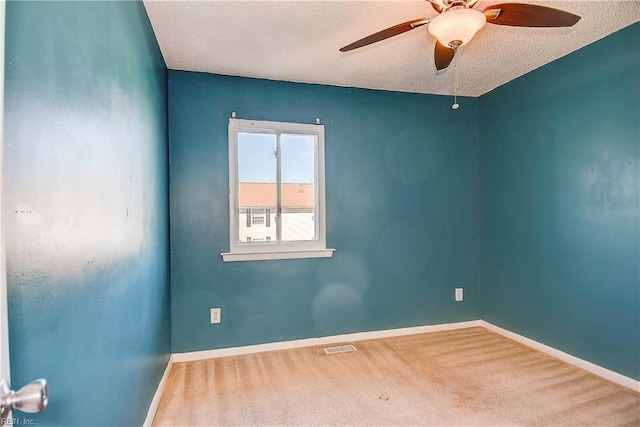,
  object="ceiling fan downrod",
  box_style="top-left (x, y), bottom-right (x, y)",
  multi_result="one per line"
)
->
top-left (430, 0), bottom-right (479, 13)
